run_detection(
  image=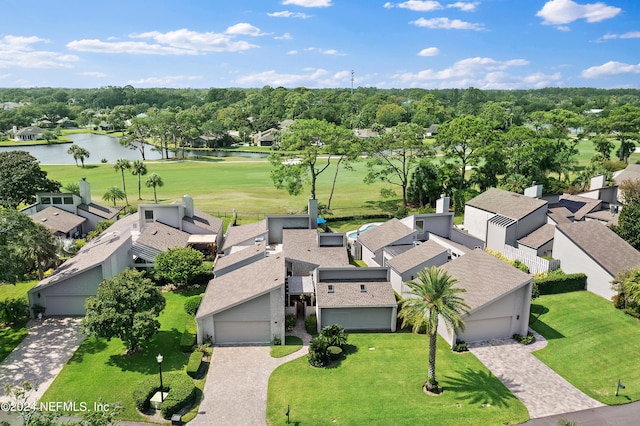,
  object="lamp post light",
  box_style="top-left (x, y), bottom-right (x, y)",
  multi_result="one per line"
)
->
top-left (156, 353), bottom-right (164, 402)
